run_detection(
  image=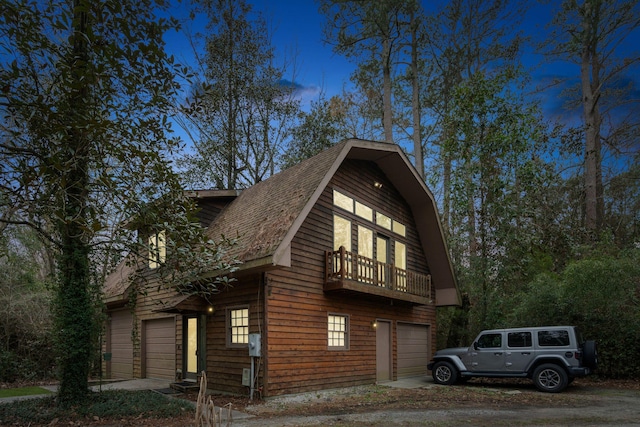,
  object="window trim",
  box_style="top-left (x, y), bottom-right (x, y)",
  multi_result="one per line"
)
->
top-left (327, 313), bottom-right (350, 351)
top-left (226, 306), bottom-right (249, 348)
